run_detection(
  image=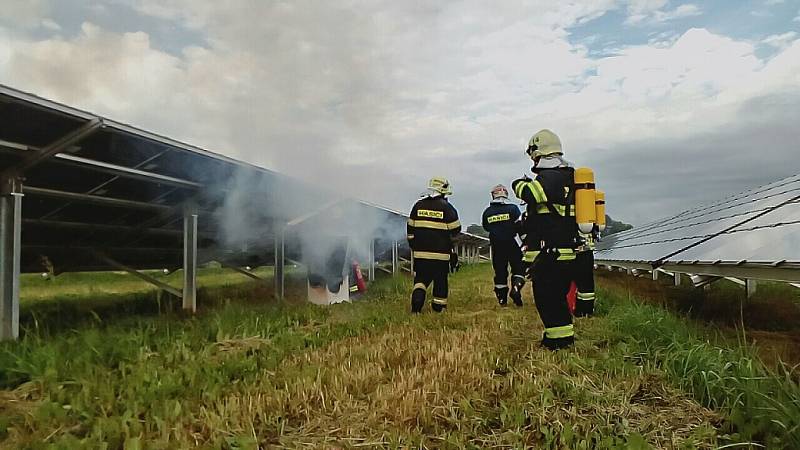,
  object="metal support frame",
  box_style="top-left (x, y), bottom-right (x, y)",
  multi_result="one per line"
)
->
top-left (56, 153), bottom-right (201, 189)
top-left (0, 178), bottom-right (22, 341)
top-left (368, 239), bottom-right (376, 281)
top-left (597, 259), bottom-right (800, 284)
top-left (23, 218), bottom-right (186, 237)
top-left (724, 277), bottom-right (746, 286)
top-left (2, 119), bottom-right (103, 177)
top-left (40, 151), bottom-right (170, 220)
top-left (220, 262), bottom-right (267, 283)
top-left (95, 252), bottom-right (182, 298)
top-left (182, 209), bottom-right (198, 312)
top-left (24, 186), bottom-right (175, 212)
top-left (392, 240), bottom-right (399, 274)
top-left (690, 274), bottom-right (721, 288)
top-left (746, 279), bottom-right (758, 299)
top-left (274, 227), bottom-right (285, 300)
top-left (398, 256), bottom-right (412, 273)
